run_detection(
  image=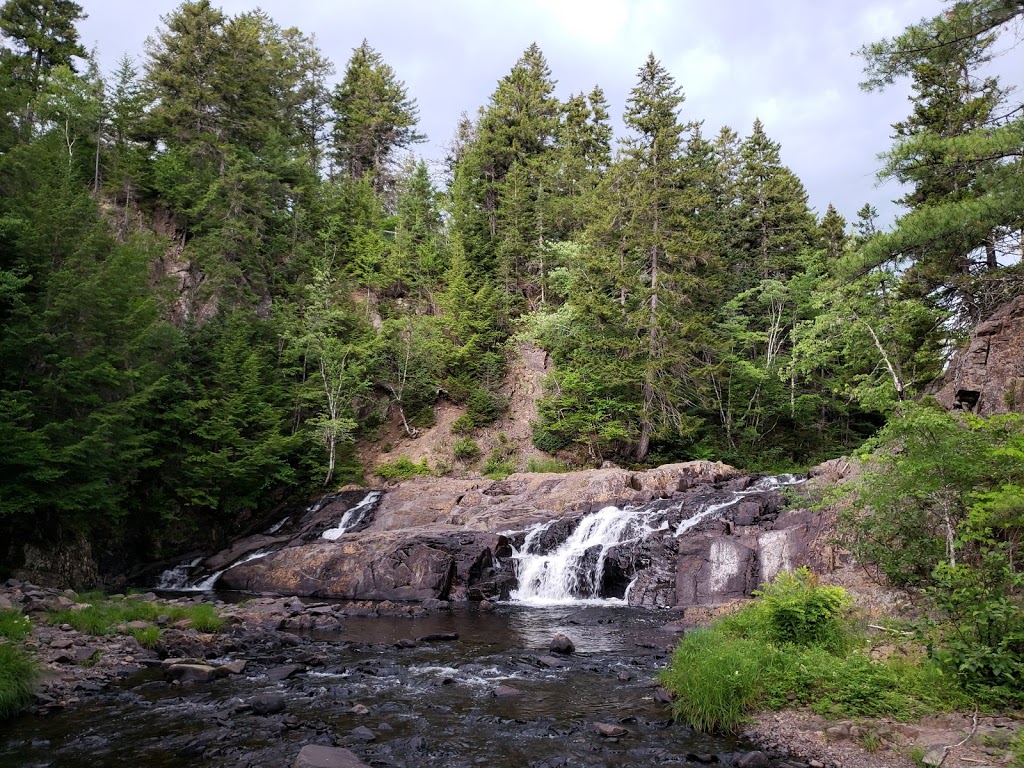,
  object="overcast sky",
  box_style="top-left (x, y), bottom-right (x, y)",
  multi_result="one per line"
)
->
top-left (76, 1), bottom-right (1010, 227)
